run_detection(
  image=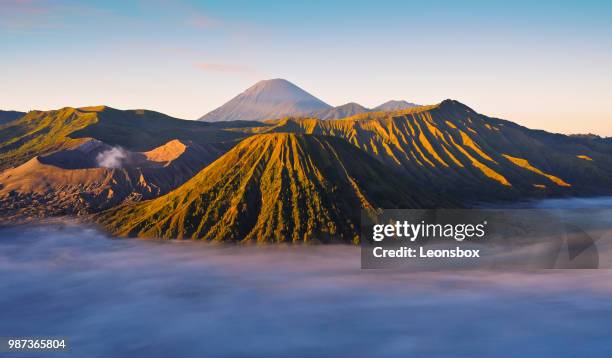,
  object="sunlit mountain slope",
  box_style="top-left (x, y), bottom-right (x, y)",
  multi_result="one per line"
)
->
top-left (260, 100), bottom-right (612, 200)
top-left (99, 133), bottom-right (450, 243)
top-left (0, 106), bottom-right (245, 171)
